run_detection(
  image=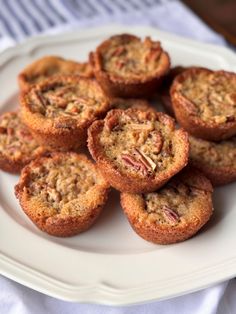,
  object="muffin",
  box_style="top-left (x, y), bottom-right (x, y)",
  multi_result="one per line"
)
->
top-left (189, 135), bottom-right (236, 186)
top-left (121, 167), bottom-right (213, 244)
top-left (88, 108), bottom-right (189, 193)
top-left (0, 111), bottom-right (46, 173)
top-left (20, 75), bottom-right (110, 150)
top-left (90, 34), bottom-right (170, 98)
top-left (18, 56), bottom-right (93, 91)
top-left (171, 67), bottom-right (236, 141)
top-left (15, 152), bottom-right (110, 237)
